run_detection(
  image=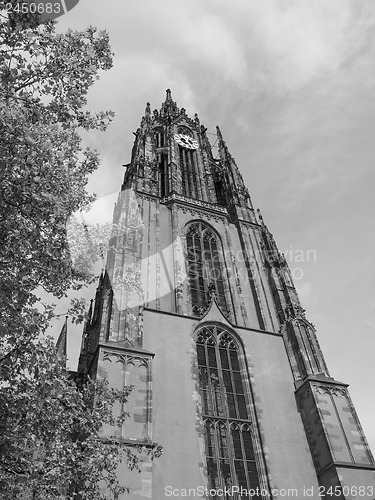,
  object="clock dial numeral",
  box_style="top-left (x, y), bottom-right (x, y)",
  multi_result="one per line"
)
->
top-left (174, 134), bottom-right (199, 150)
